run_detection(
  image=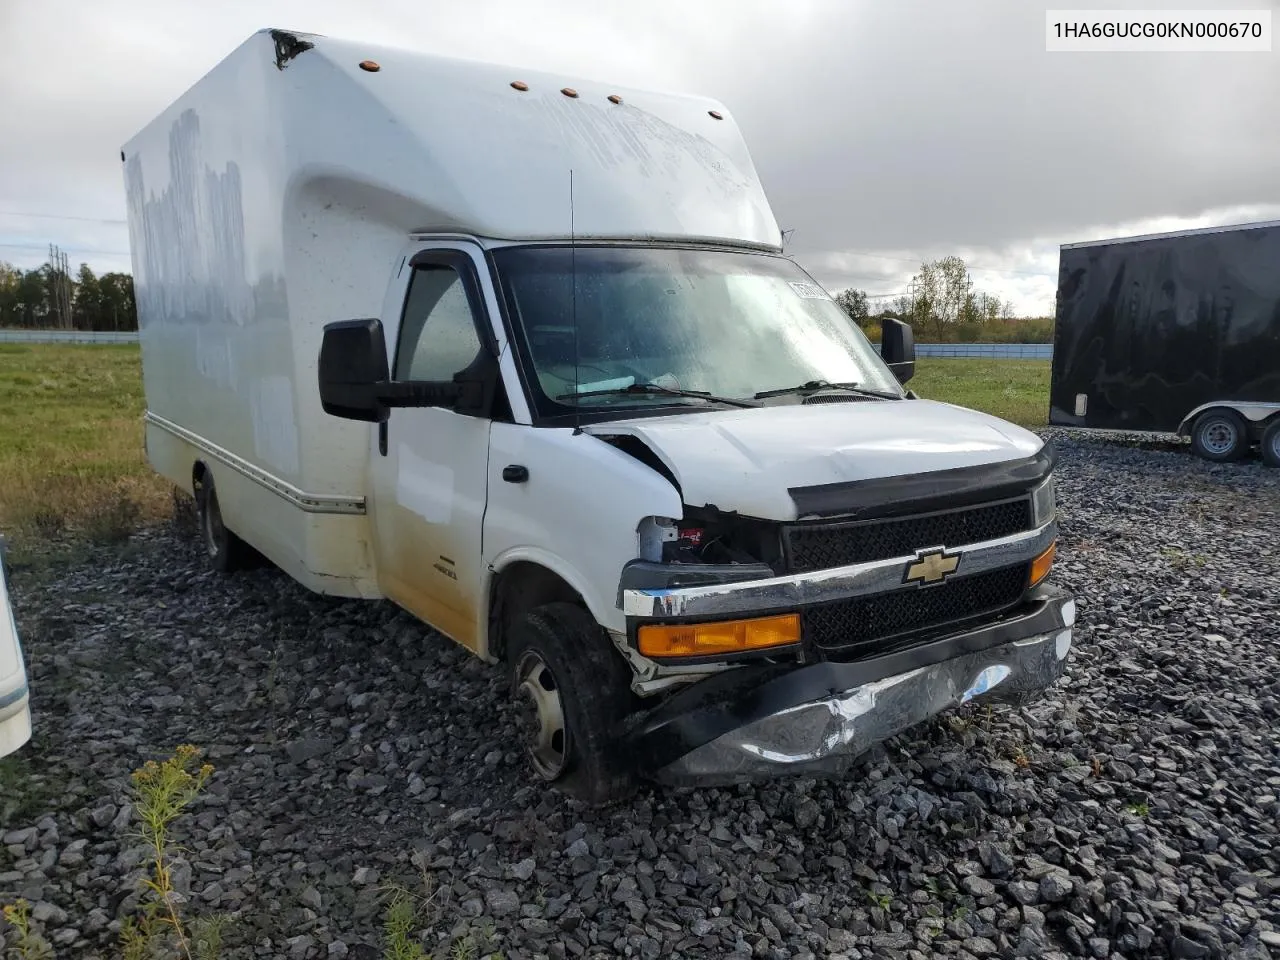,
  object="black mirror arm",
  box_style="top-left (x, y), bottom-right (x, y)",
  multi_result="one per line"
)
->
top-left (376, 380), bottom-right (463, 408)
top-left (887, 360), bottom-right (916, 385)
